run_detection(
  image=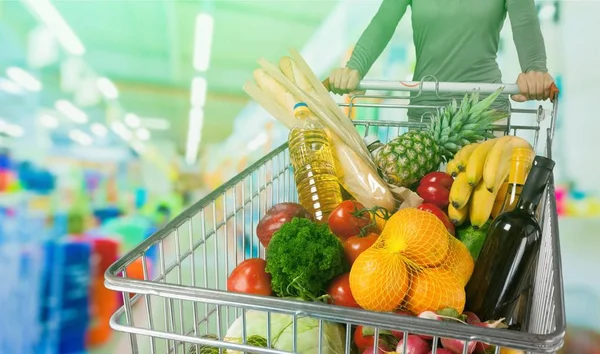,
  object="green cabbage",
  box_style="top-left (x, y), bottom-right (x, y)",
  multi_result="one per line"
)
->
top-left (224, 309), bottom-right (345, 354)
